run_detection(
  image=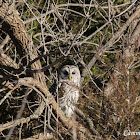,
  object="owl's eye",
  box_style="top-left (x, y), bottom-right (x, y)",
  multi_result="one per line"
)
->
top-left (63, 70), bottom-right (68, 75)
top-left (72, 71), bottom-right (75, 75)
